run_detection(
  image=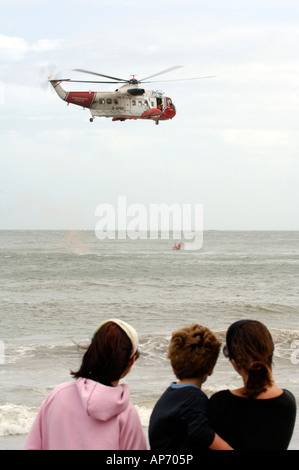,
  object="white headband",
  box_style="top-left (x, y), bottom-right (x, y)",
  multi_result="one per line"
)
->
top-left (92, 318), bottom-right (139, 358)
